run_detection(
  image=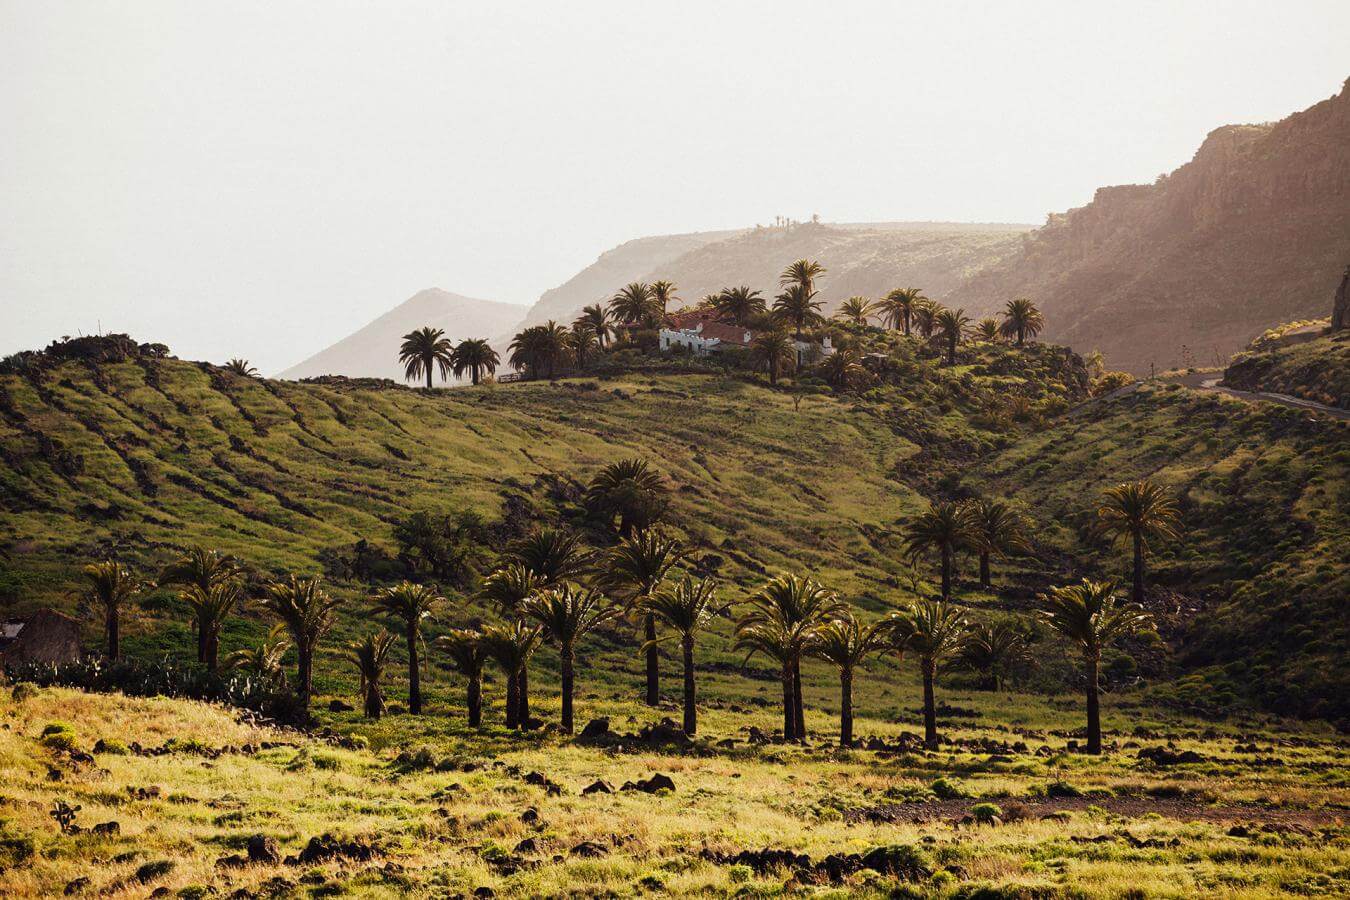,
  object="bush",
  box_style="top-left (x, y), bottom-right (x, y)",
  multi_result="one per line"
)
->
top-left (39, 722), bottom-right (78, 752)
top-left (94, 737), bottom-right (129, 755)
top-left (970, 802), bottom-right (1003, 824)
top-left (929, 777), bottom-right (968, 799)
top-left (727, 864), bottom-right (753, 884)
top-left (10, 682), bottom-right (38, 702)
